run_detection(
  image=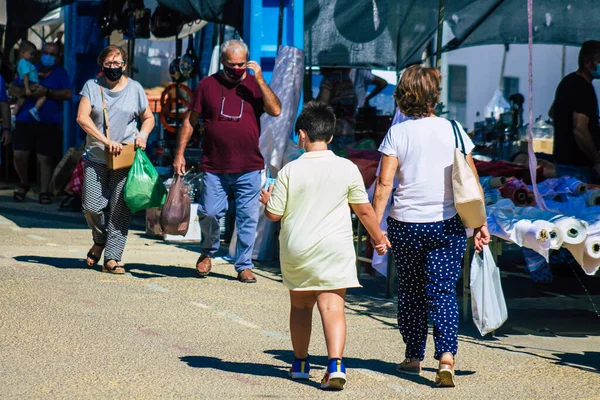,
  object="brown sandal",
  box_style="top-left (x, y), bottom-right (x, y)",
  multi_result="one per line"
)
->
top-left (396, 359), bottom-right (422, 376)
top-left (102, 260), bottom-right (126, 274)
top-left (435, 353), bottom-right (456, 387)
